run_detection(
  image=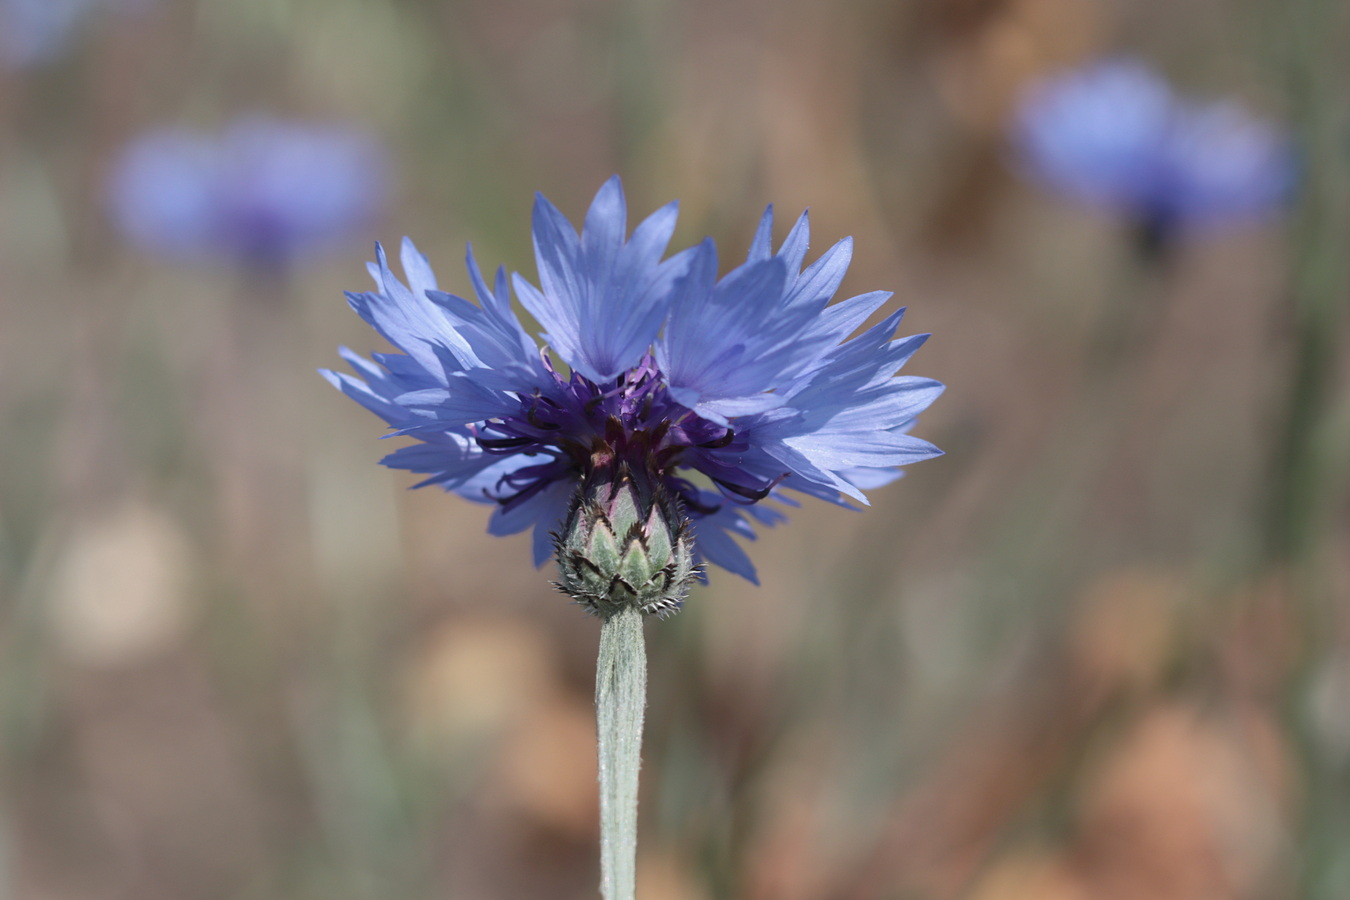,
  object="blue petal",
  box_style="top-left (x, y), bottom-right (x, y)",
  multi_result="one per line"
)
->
top-left (518, 177), bottom-right (684, 383)
top-left (423, 290), bottom-right (536, 390)
top-left (787, 313), bottom-right (927, 401)
top-left (694, 394), bottom-right (788, 423)
top-left (748, 350), bottom-right (944, 501)
top-left (842, 466), bottom-right (906, 490)
top-left (808, 377), bottom-right (947, 431)
top-left (783, 431), bottom-right (944, 470)
top-left (464, 244), bottom-right (541, 365)
top-left (321, 345), bottom-right (440, 427)
top-left (776, 209), bottom-right (811, 274)
top-left (346, 243), bottom-right (474, 376)
top-left (453, 451), bottom-right (555, 502)
top-left (379, 434), bottom-right (502, 491)
top-left (520, 194), bottom-right (588, 363)
top-left (659, 249), bottom-right (799, 403)
top-left (661, 215), bottom-right (872, 412)
top-left (760, 438), bottom-right (869, 503)
top-left (745, 206), bottom-right (775, 262)
top-left (784, 236), bottom-right (851, 310)
top-left (321, 367), bottom-right (406, 425)
top-left (808, 291), bottom-right (893, 344)
top-left (400, 237), bottom-right (439, 298)
top-left (393, 375), bottom-right (517, 425)
top-left (689, 505), bottom-right (761, 584)
top-left (581, 175), bottom-right (627, 278)
top-left (486, 477), bottom-right (577, 566)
